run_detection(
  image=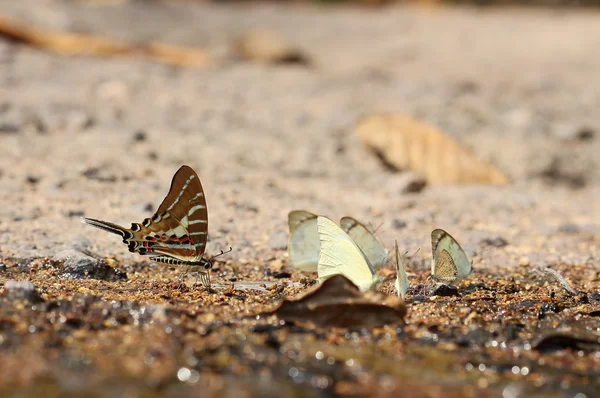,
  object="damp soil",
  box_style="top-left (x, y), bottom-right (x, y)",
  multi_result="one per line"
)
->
top-left (2, 258), bottom-right (600, 397)
top-left (0, 1), bottom-right (599, 397)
